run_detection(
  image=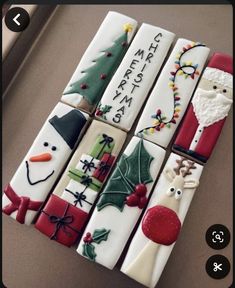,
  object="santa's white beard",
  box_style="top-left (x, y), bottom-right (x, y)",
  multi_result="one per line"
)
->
top-left (192, 88), bottom-right (232, 127)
